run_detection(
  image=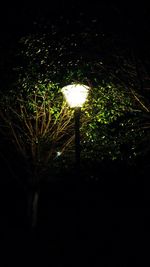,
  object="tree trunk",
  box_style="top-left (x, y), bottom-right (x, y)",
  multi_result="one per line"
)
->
top-left (27, 190), bottom-right (39, 229)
